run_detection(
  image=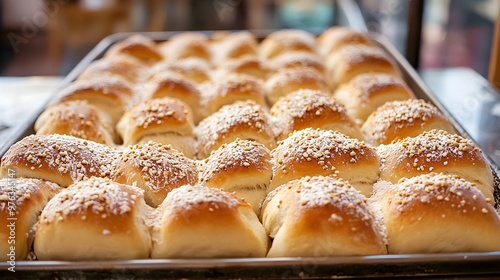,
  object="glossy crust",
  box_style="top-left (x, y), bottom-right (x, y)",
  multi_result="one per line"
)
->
top-left (219, 57), bottom-right (270, 80)
top-left (270, 128), bottom-right (379, 196)
top-left (195, 101), bottom-right (277, 159)
top-left (149, 58), bottom-right (211, 84)
top-left (377, 129), bottom-right (494, 202)
top-left (34, 177), bottom-right (151, 260)
top-left (361, 99), bottom-right (455, 145)
top-left (78, 56), bottom-right (146, 83)
top-left (58, 76), bottom-right (136, 124)
top-left (334, 73), bottom-right (415, 123)
top-left (201, 74), bottom-right (267, 116)
top-left (199, 139), bottom-right (272, 213)
top-left (265, 68), bottom-right (330, 106)
top-left (143, 71), bottom-right (203, 123)
top-left (0, 178), bottom-right (60, 261)
top-left (270, 89), bottom-right (363, 140)
top-left (150, 184), bottom-right (268, 258)
top-left (160, 32), bottom-right (211, 62)
top-left (0, 135), bottom-right (120, 187)
top-left (113, 141), bottom-right (198, 207)
top-left (260, 29), bottom-right (317, 59)
top-left (214, 31), bottom-right (258, 62)
top-left (317, 27), bottom-right (373, 56)
top-left (35, 100), bottom-right (116, 145)
top-left (326, 45), bottom-right (400, 89)
top-left (261, 176), bottom-right (387, 257)
top-left (270, 52), bottom-right (325, 75)
top-left (375, 173), bottom-right (500, 253)
top-left (105, 34), bottom-right (163, 64)
top-left (117, 97), bottom-right (195, 156)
